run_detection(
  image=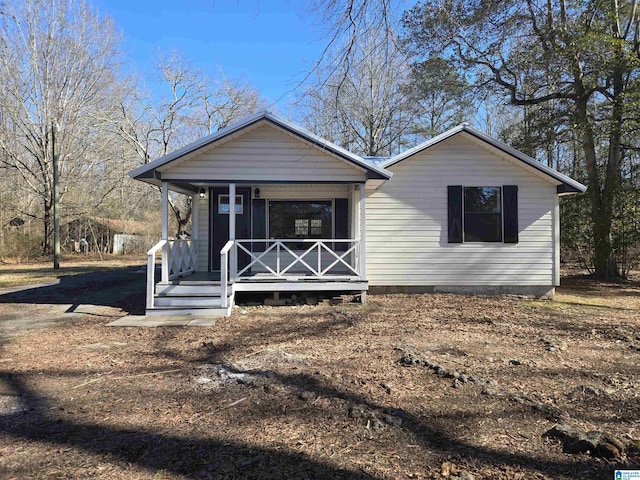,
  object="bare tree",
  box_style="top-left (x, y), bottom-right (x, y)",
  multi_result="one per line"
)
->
top-left (0, 0), bottom-right (122, 254)
top-left (113, 52), bottom-right (266, 236)
top-left (306, 0), bottom-right (397, 93)
top-left (199, 71), bottom-right (265, 133)
top-left (302, 33), bottom-right (413, 156)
